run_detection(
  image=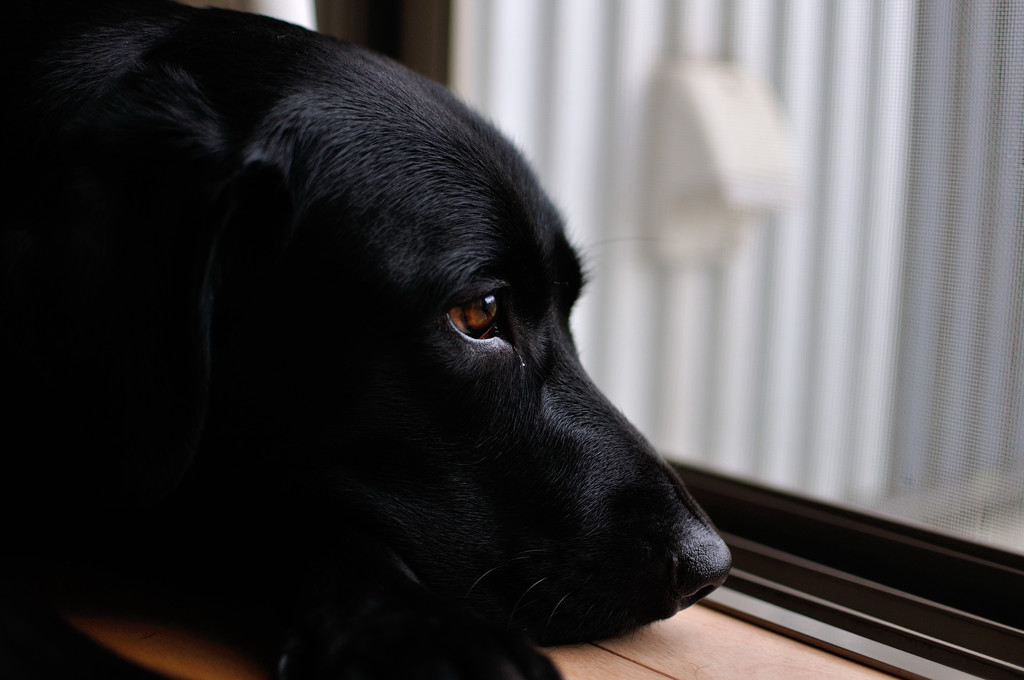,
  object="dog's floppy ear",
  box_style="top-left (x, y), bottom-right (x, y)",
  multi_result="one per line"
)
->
top-left (6, 49), bottom-right (297, 509)
top-left (207, 157), bottom-right (296, 304)
top-left (118, 157), bottom-right (294, 504)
